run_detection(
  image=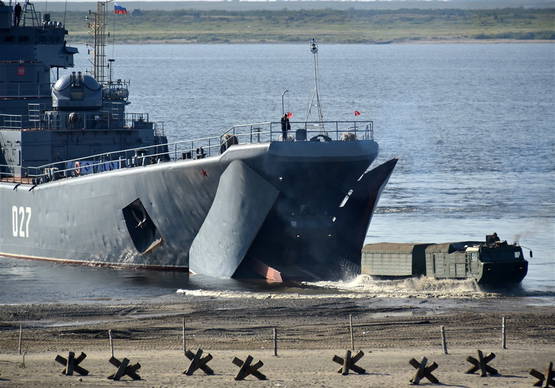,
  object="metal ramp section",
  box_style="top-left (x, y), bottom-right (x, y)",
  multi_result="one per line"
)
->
top-left (188, 160), bottom-right (279, 278)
